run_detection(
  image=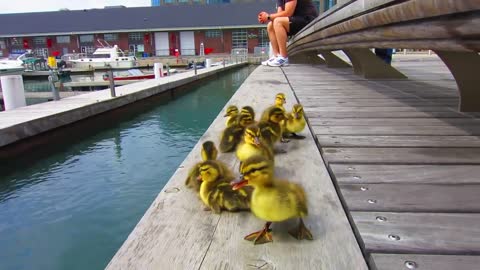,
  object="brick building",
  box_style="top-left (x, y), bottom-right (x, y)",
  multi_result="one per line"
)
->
top-left (0, 2), bottom-right (274, 58)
